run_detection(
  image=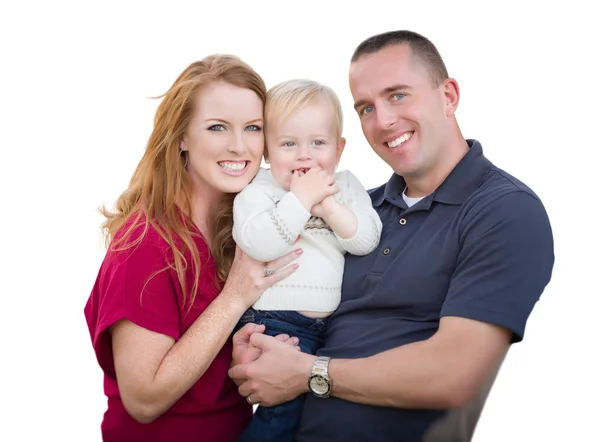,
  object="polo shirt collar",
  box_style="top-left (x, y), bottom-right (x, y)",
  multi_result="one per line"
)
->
top-left (373, 139), bottom-right (492, 207)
